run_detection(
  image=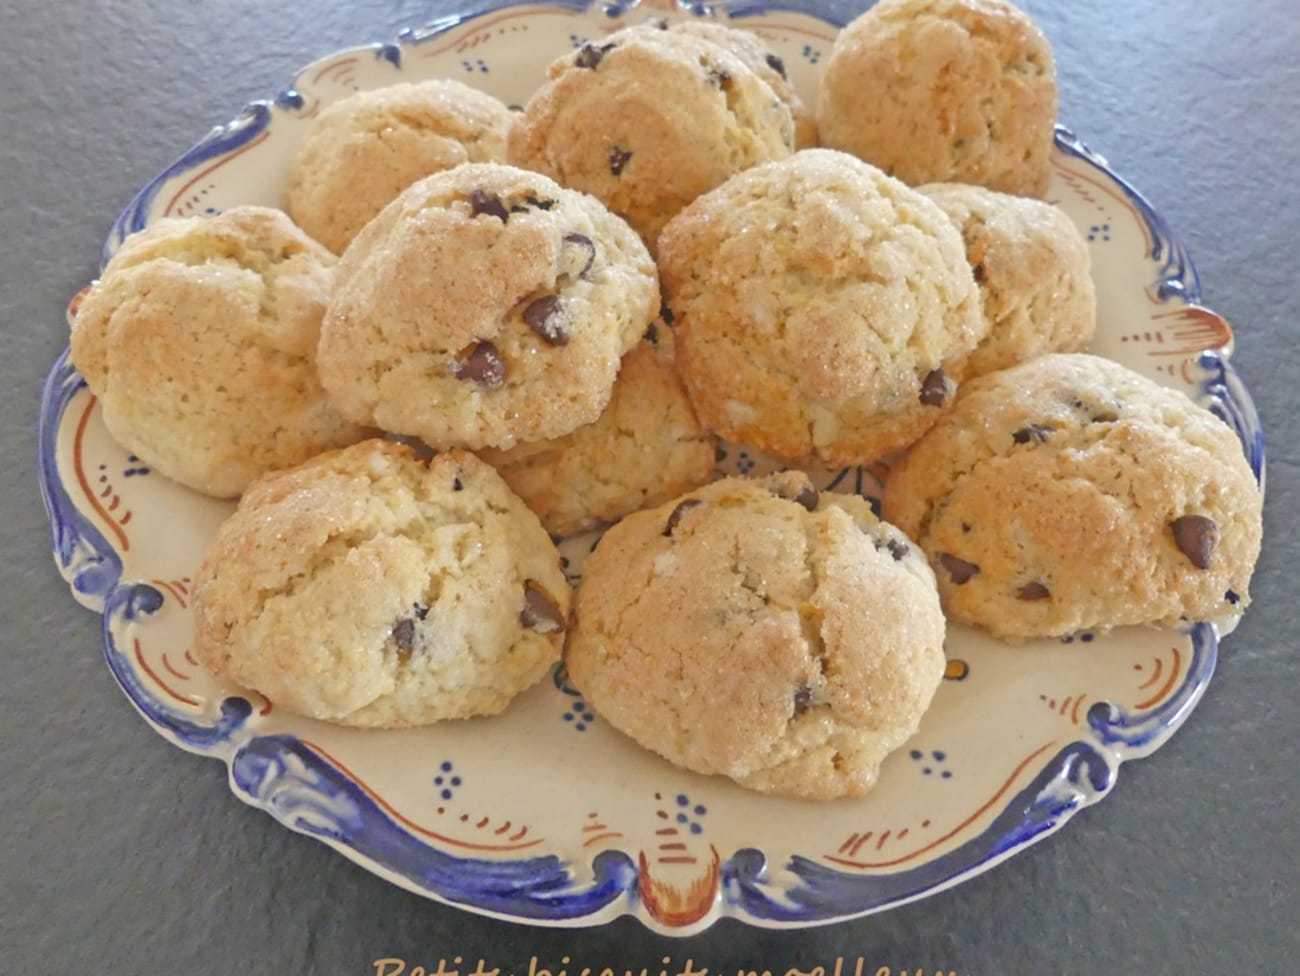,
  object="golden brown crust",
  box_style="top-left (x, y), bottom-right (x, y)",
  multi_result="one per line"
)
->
top-left (318, 162), bottom-right (659, 451)
top-left (565, 472), bottom-right (945, 800)
top-left (883, 353), bottom-right (1263, 638)
top-left (817, 0), bottom-right (1058, 197)
top-left (285, 79), bottom-right (513, 253)
top-left (507, 23), bottom-right (795, 251)
top-left (657, 148), bottom-right (985, 466)
top-left (192, 441), bottom-right (570, 727)
top-left (69, 206), bottom-right (368, 497)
